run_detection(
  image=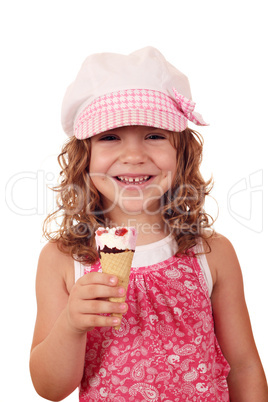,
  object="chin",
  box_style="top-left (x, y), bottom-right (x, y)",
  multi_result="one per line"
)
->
top-left (118, 199), bottom-right (161, 216)
top-left (118, 201), bottom-right (145, 215)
